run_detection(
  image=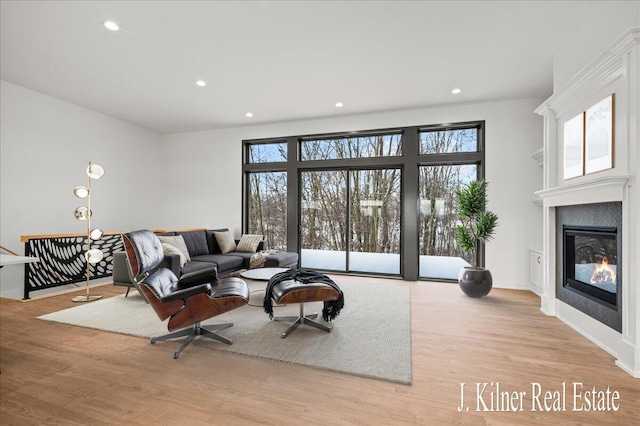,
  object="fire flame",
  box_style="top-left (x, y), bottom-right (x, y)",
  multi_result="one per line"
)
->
top-left (590, 257), bottom-right (616, 284)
